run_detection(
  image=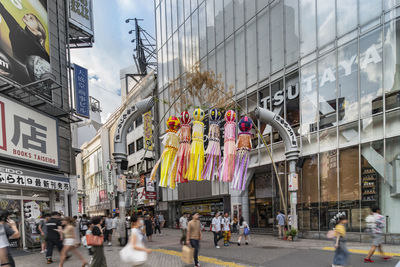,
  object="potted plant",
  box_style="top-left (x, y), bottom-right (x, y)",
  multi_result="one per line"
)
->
top-left (285, 228), bottom-right (298, 241)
